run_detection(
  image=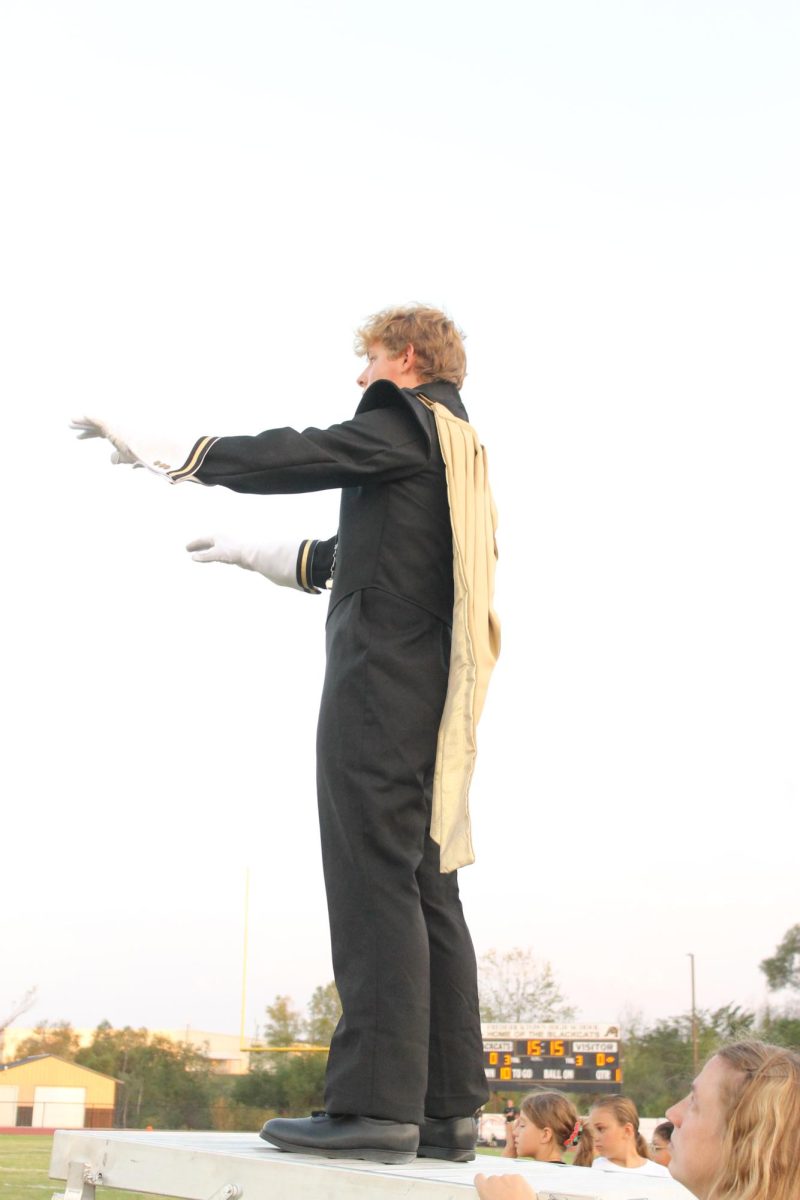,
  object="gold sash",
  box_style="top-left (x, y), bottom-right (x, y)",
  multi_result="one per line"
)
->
top-left (419, 396), bottom-right (500, 872)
